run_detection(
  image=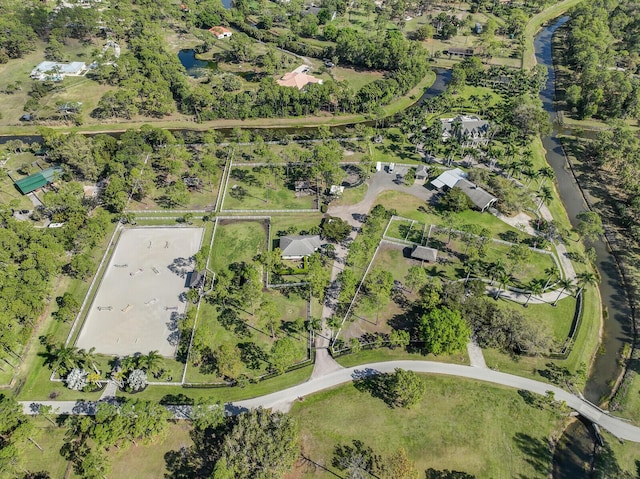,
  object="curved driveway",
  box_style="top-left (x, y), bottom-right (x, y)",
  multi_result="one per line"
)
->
top-left (236, 360), bottom-right (640, 442)
top-left (20, 360), bottom-right (640, 441)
